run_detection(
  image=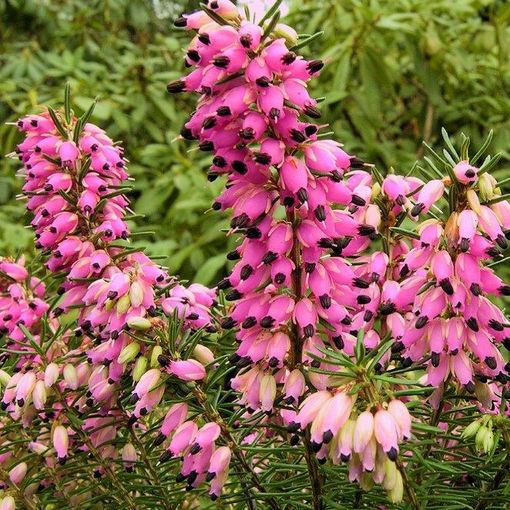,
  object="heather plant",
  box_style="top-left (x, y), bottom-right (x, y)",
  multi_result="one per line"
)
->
top-left (0, 1), bottom-right (510, 510)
